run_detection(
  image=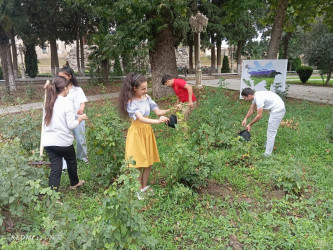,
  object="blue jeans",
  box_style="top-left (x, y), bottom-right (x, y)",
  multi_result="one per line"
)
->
top-left (73, 119), bottom-right (88, 160)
